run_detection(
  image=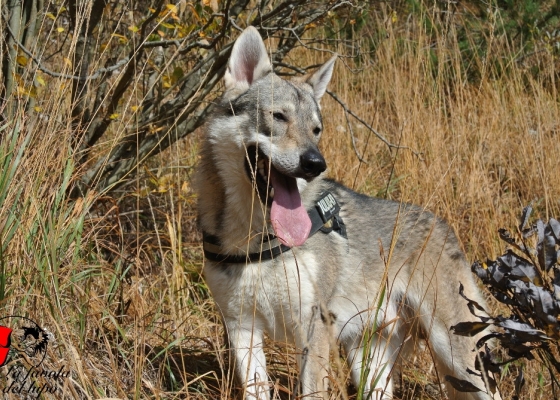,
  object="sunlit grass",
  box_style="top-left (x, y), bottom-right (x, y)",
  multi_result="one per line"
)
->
top-left (0, 5), bottom-right (558, 400)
